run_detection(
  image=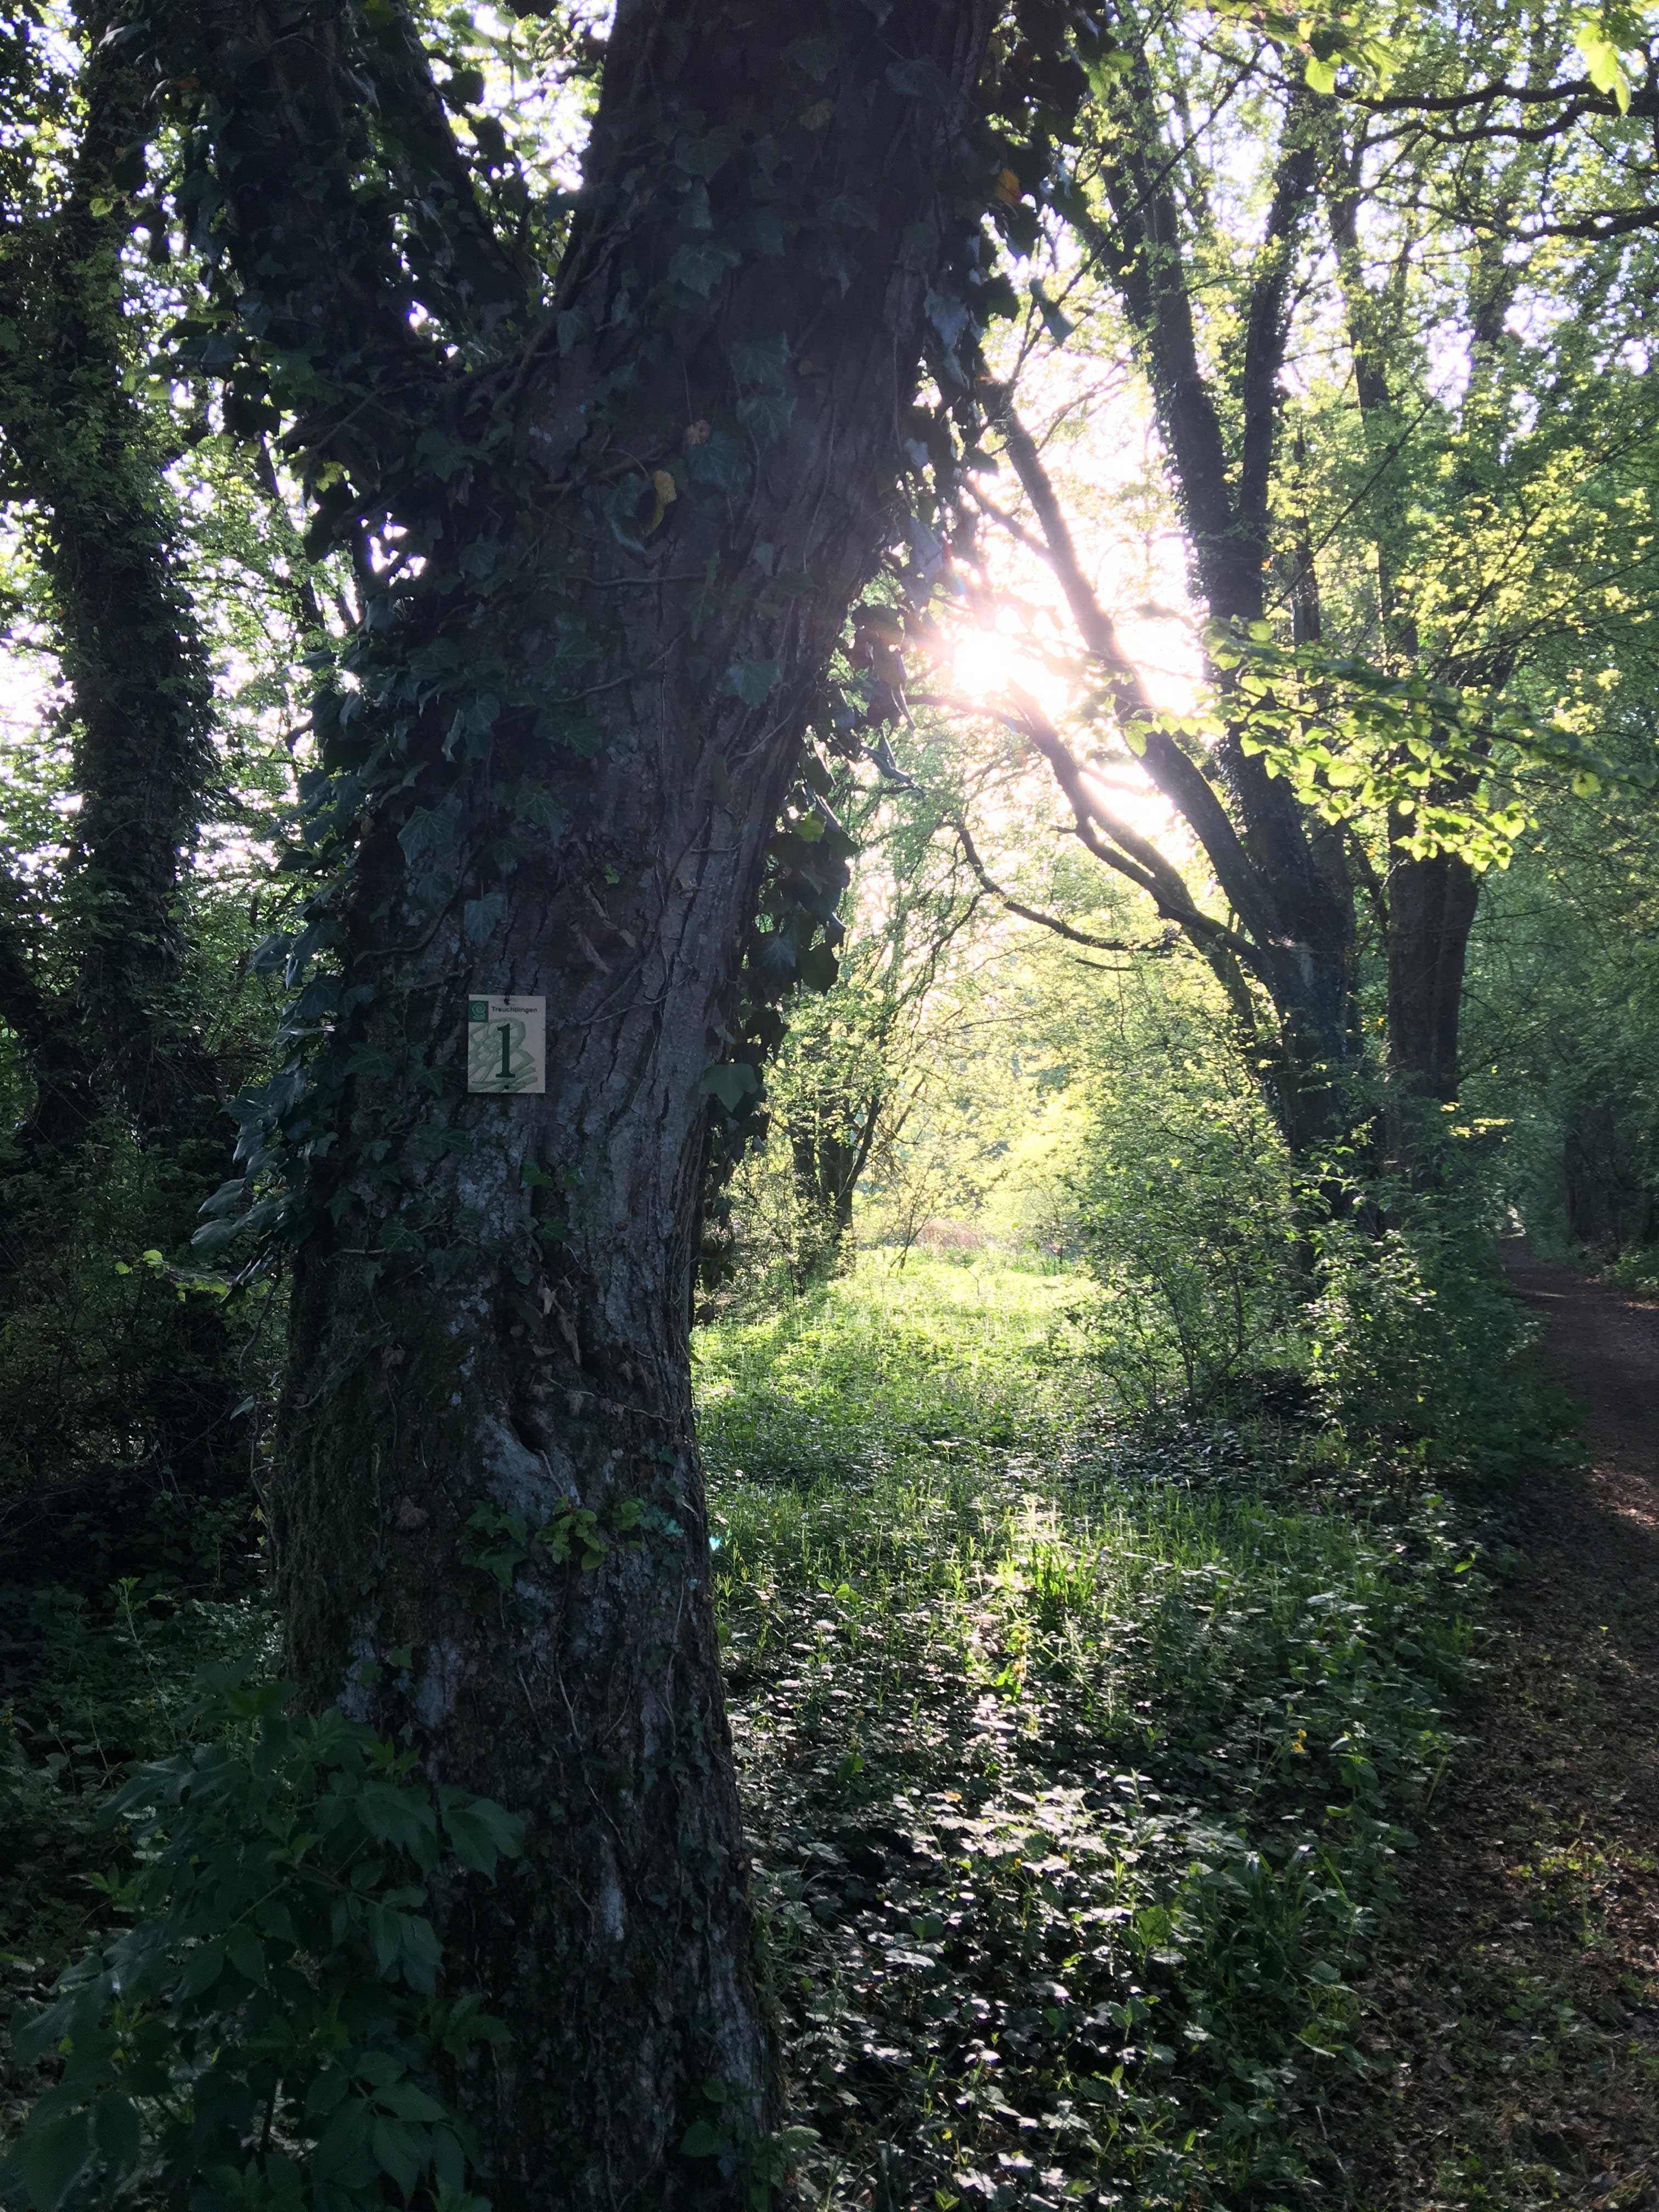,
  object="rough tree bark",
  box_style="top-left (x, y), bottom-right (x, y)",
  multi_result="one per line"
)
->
top-left (158, 0), bottom-right (998, 2199)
